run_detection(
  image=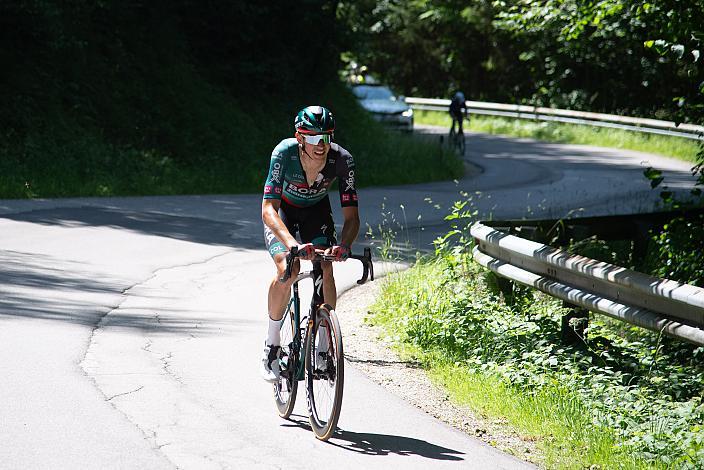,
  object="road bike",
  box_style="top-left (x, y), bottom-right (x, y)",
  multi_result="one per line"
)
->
top-left (273, 246), bottom-right (374, 440)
